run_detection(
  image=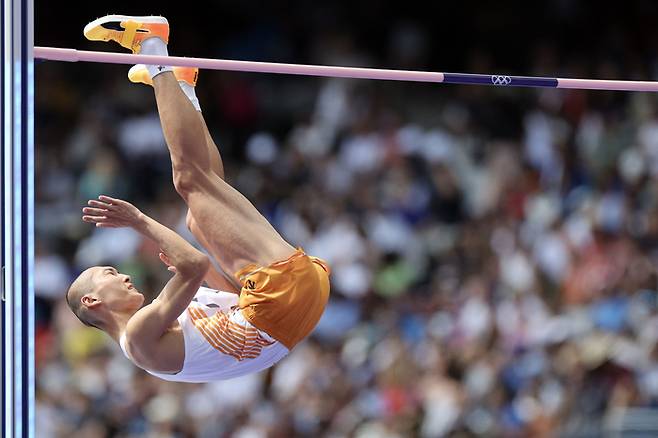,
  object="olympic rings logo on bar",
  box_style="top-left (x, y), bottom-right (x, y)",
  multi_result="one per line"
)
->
top-left (491, 75), bottom-right (512, 86)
